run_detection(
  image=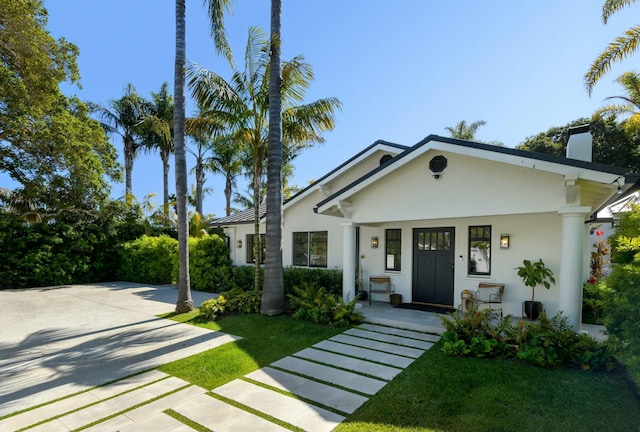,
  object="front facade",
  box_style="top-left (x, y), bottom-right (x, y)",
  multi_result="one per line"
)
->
top-left (214, 132), bottom-right (637, 329)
